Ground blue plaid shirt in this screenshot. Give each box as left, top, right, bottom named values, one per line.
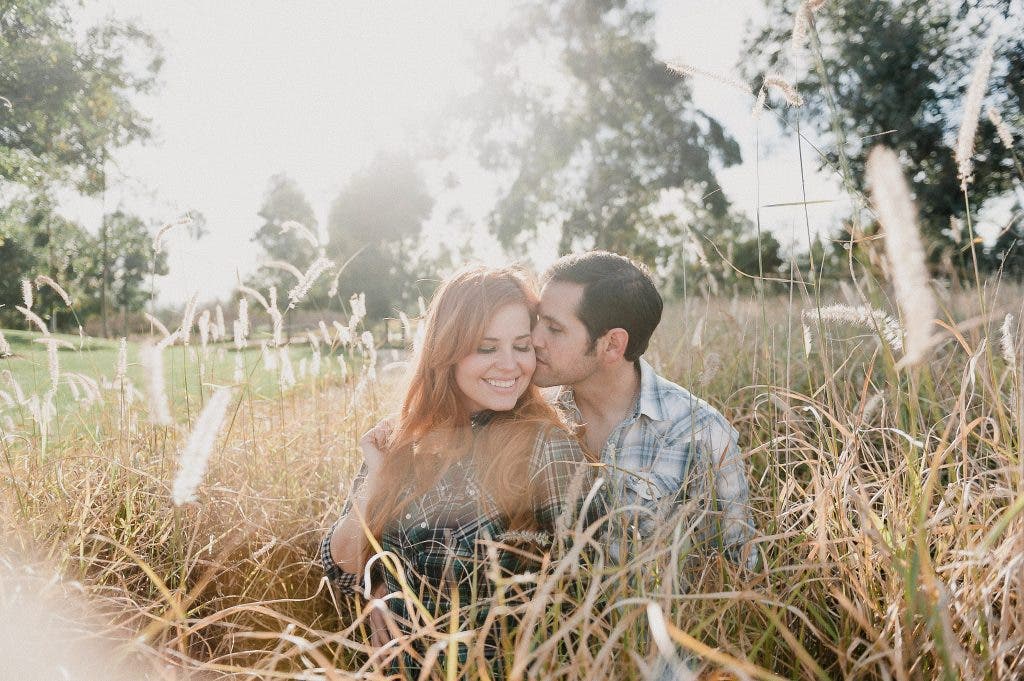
left=554, top=359, right=756, bottom=568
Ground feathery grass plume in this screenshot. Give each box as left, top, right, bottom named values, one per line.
left=350, top=292, right=366, bottom=322
left=261, top=260, right=303, bottom=281
left=987, top=107, right=1015, bottom=149
left=790, top=0, right=825, bottom=53
left=802, top=304, right=905, bottom=351
left=153, top=213, right=192, bottom=253
left=762, top=74, right=805, bottom=106
left=948, top=216, right=964, bottom=244
left=16, top=306, right=49, bottom=335
left=803, top=323, right=813, bottom=355
left=3, top=370, right=26, bottom=404
left=664, top=61, right=751, bottom=94
left=34, top=275, right=72, bottom=306
left=237, top=297, right=249, bottom=338
left=143, top=312, right=171, bottom=340
left=21, top=278, right=33, bottom=309
left=699, top=352, right=721, bottom=386
left=956, top=37, right=996, bottom=191
left=237, top=285, right=270, bottom=312
left=197, top=309, right=210, bottom=349
left=260, top=341, right=277, bottom=371
left=180, top=292, right=199, bottom=346
left=278, top=347, right=295, bottom=390
left=690, top=316, right=704, bottom=348
left=214, top=304, right=226, bottom=342
left=0, top=331, right=11, bottom=358
left=233, top=319, right=247, bottom=351
left=171, top=387, right=234, bottom=505
left=310, top=349, right=321, bottom=376
left=332, top=320, right=351, bottom=346
left=156, top=329, right=179, bottom=350
left=233, top=353, right=245, bottom=383
left=116, top=338, right=128, bottom=382
left=287, top=257, right=335, bottom=309
left=866, top=145, right=937, bottom=366
left=33, top=338, right=71, bottom=389
left=279, top=220, right=319, bottom=249
left=318, top=320, right=332, bottom=346
left=140, top=344, right=173, bottom=426
left=1001, top=313, right=1017, bottom=368
left=306, top=330, right=320, bottom=352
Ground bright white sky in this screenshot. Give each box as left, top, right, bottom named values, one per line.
left=64, top=0, right=853, bottom=306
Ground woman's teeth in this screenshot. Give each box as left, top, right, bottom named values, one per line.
left=485, top=378, right=516, bottom=388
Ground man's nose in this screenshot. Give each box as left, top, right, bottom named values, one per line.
left=531, top=327, right=545, bottom=348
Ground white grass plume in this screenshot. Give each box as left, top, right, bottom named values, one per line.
left=237, top=297, right=249, bottom=339
left=866, top=145, right=937, bottom=367
left=34, top=275, right=72, bottom=306
left=987, top=107, right=1015, bottom=150
left=261, top=260, right=303, bottom=281
left=956, top=37, right=995, bottom=191
left=0, top=331, right=11, bottom=358
left=279, top=220, right=319, bottom=249
left=332, top=321, right=352, bottom=346
left=214, top=305, right=226, bottom=342
left=153, top=214, right=192, bottom=253
left=180, top=292, right=199, bottom=346
left=318, top=320, right=332, bottom=346
left=350, top=292, right=366, bottom=323
left=197, top=310, right=210, bottom=349
left=233, top=353, right=245, bottom=383
left=33, top=338, right=71, bottom=389
left=171, top=387, right=234, bottom=505
left=802, top=304, right=905, bottom=351
left=1001, top=313, right=1017, bottom=369
left=237, top=286, right=270, bottom=312
left=21, top=278, right=33, bottom=310
left=664, top=61, right=751, bottom=94
left=278, top=347, right=295, bottom=390
left=144, top=313, right=171, bottom=340
left=16, top=306, right=48, bottom=335
left=287, top=257, right=334, bottom=309
left=116, top=338, right=128, bottom=382
left=140, top=344, right=173, bottom=426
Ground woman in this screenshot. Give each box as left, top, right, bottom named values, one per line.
left=320, top=265, right=604, bottom=675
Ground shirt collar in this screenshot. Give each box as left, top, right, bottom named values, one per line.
left=556, top=358, right=667, bottom=423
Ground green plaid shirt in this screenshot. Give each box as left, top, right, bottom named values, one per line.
left=321, top=414, right=605, bottom=630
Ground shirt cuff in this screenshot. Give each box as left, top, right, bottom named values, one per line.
left=320, top=525, right=360, bottom=595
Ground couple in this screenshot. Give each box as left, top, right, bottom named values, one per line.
left=320, top=251, right=755, bottom=668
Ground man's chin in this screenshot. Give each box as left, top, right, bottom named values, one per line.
left=530, top=369, right=560, bottom=388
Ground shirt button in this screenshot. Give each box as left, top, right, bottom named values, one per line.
left=420, top=522, right=428, bottom=528
left=405, top=513, right=412, bottom=519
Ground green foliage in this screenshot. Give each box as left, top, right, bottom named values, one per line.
left=464, top=0, right=742, bottom=273
left=0, top=0, right=162, bottom=194
left=325, top=152, right=435, bottom=318
left=742, top=0, right=1024, bottom=271
left=250, top=173, right=321, bottom=294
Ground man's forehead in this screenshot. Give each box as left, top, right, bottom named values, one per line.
left=539, top=280, right=584, bottom=319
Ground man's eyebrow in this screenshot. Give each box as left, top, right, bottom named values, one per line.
left=538, top=313, right=562, bottom=325
left=481, top=334, right=533, bottom=341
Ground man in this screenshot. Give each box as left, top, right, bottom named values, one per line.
left=531, top=250, right=757, bottom=567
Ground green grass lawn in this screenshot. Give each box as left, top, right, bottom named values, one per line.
left=1, top=327, right=349, bottom=422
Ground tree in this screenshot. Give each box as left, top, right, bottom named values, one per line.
left=742, top=0, right=1023, bottom=271
left=0, top=194, right=92, bottom=331
left=325, top=153, right=434, bottom=318
left=0, top=0, right=162, bottom=195
left=250, top=174, right=320, bottom=294
left=462, top=0, right=742, bottom=271
left=79, top=210, right=168, bottom=335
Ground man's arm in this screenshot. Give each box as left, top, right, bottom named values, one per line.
left=703, top=418, right=758, bottom=570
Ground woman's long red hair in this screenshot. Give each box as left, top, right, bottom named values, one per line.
left=362, top=265, right=579, bottom=557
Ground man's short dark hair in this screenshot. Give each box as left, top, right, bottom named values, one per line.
left=544, top=251, right=662, bottom=362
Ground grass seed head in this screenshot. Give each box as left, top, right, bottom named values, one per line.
left=956, top=37, right=995, bottom=191
left=172, top=387, right=234, bottom=505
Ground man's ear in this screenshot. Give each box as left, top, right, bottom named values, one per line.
left=600, top=328, right=630, bottom=362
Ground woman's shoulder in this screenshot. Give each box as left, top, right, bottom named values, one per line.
left=530, top=422, right=589, bottom=465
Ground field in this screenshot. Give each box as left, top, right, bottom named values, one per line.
left=2, top=270, right=1023, bottom=680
